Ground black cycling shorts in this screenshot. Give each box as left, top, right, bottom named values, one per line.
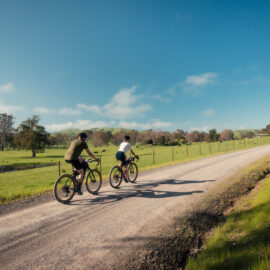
left=116, top=151, right=127, bottom=166
left=65, top=159, right=84, bottom=170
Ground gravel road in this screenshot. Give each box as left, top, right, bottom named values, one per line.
left=1, top=145, right=270, bottom=270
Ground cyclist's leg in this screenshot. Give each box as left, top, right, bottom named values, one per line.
left=71, top=159, right=84, bottom=194
left=116, top=151, right=128, bottom=182
left=76, top=168, right=84, bottom=183
left=123, top=165, right=128, bottom=180
left=121, top=156, right=128, bottom=181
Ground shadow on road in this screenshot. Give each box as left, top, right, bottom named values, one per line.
left=69, top=179, right=215, bottom=206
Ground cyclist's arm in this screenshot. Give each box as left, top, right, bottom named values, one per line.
left=85, top=148, right=99, bottom=161
left=130, top=149, right=138, bottom=157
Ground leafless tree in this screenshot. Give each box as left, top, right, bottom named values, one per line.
left=0, top=113, right=14, bottom=150
left=220, top=129, right=234, bottom=141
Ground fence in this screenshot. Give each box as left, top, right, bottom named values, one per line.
left=57, top=136, right=270, bottom=179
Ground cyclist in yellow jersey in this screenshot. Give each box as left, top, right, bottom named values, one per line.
left=65, top=132, right=99, bottom=195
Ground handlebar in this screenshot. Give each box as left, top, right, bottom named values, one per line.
left=86, top=158, right=100, bottom=165
left=127, top=156, right=139, bottom=162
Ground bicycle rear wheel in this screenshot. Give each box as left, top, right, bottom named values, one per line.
left=127, top=162, right=138, bottom=183
left=54, top=174, right=76, bottom=203
left=109, top=166, right=123, bottom=189
left=85, top=169, right=102, bottom=194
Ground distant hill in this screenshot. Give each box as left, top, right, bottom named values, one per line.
left=51, top=127, right=262, bottom=138
left=234, top=129, right=259, bottom=139
left=51, top=129, right=81, bottom=137
left=51, top=127, right=135, bottom=137
left=90, top=127, right=131, bottom=134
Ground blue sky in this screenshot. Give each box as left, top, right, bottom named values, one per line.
left=1, top=0, right=270, bottom=132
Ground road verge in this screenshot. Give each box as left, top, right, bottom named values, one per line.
left=117, top=154, right=270, bottom=270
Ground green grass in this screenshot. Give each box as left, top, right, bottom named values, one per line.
left=1, top=136, right=270, bottom=204
left=186, top=175, right=270, bottom=270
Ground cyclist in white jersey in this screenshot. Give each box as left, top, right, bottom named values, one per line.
left=115, top=135, right=138, bottom=182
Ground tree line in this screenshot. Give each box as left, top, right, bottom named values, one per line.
left=0, top=114, right=48, bottom=157
left=0, top=113, right=268, bottom=157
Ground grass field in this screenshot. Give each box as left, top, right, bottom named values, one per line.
left=1, top=136, right=270, bottom=204
left=185, top=175, right=270, bottom=270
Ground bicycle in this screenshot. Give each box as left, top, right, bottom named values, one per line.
left=54, top=159, right=102, bottom=203
left=109, top=156, right=139, bottom=189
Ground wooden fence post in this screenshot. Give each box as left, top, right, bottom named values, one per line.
left=99, top=155, right=102, bottom=174
left=152, top=149, right=155, bottom=164
left=186, top=145, right=189, bottom=158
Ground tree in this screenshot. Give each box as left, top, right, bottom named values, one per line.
left=14, top=115, right=49, bottom=157
left=0, top=113, right=14, bottom=150
left=55, top=133, right=69, bottom=147
left=241, top=131, right=256, bottom=139
left=172, top=129, right=186, bottom=144
left=220, top=129, right=234, bottom=141
left=261, top=124, right=270, bottom=135
left=186, top=131, right=200, bottom=142
left=92, top=130, right=112, bottom=146
left=208, top=129, right=220, bottom=142
left=154, top=131, right=171, bottom=145
left=48, top=133, right=69, bottom=147
left=199, top=131, right=208, bottom=142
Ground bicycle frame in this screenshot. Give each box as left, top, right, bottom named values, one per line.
left=72, top=159, right=100, bottom=182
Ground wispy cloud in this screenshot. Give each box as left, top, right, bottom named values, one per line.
left=45, top=119, right=107, bottom=132
left=58, top=108, right=81, bottom=116
left=185, top=73, right=217, bottom=87
left=34, top=107, right=52, bottom=114
left=189, top=125, right=211, bottom=132
left=202, top=109, right=214, bottom=116
left=34, top=107, right=82, bottom=116
left=0, top=82, right=15, bottom=93
left=182, top=72, right=218, bottom=95
left=166, top=72, right=218, bottom=96
left=77, top=104, right=102, bottom=115
left=118, top=120, right=172, bottom=130
left=78, top=86, right=152, bottom=120
left=232, top=75, right=268, bottom=86
left=0, top=100, right=23, bottom=114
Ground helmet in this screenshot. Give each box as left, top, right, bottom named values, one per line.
left=79, top=132, right=88, bottom=139
left=124, top=135, right=130, bottom=141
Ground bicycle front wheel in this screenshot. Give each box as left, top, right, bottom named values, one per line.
left=54, top=174, right=76, bottom=203
left=127, top=162, right=138, bottom=183
left=85, top=169, right=102, bottom=194
left=109, top=166, right=123, bottom=189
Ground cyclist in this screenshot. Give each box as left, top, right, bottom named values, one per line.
left=64, top=132, right=99, bottom=195
left=116, top=135, right=138, bottom=182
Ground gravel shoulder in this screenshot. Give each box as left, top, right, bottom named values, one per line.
left=1, top=145, right=270, bottom=270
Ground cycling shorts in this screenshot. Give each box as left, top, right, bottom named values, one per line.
left=65, top=159, right=84, bottom=170
left=116, top=151, right=127, bottom=166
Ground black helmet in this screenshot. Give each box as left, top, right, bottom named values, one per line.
left=79, top=132, right=88, bottom=139
left=124, top=135, right=130, bottom=141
